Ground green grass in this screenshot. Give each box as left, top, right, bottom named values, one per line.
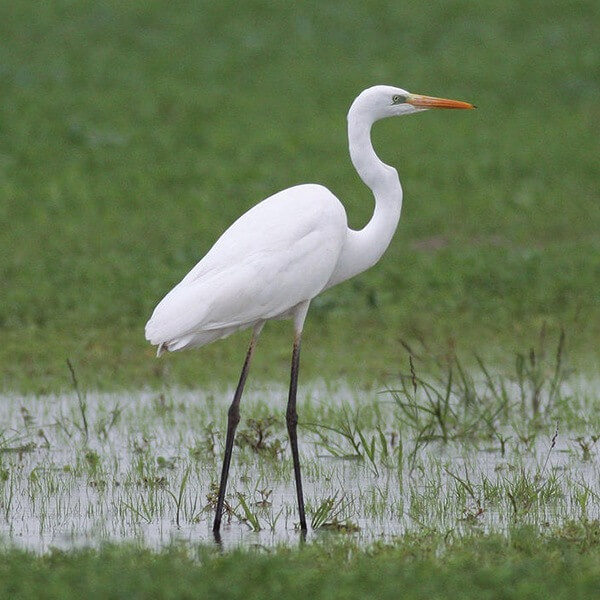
left=1, top=0, right=598, bottom=392
left=2, top=524, right=600, bottom=599
left=1, top=1, right=599, bottom=591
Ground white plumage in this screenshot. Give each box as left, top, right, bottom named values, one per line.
left=145, top=184, right=346, bottom=353
left=144, top=85, right=474, bottom=535
left=146, top=86, right=474, bottom=355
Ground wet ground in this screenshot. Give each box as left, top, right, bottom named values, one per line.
left=0, top=380, right=598, bottom=552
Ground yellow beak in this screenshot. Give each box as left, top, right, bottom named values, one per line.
left=407, top=94, right=476, bottom=109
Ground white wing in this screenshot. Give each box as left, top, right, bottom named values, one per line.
left=145, top=184, right=347, bottom=351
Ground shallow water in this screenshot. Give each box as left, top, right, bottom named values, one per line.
left=0, top=380, right=598, bottom=552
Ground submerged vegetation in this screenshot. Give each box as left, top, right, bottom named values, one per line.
left=0, top=333, right=597, bottom=552
left=0, top=343, right=599, bottom=592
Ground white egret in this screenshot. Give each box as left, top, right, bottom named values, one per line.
left=145, top=85, right=475, bottom=533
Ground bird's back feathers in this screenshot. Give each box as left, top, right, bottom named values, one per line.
left=145, top=184, right=347, bottom=352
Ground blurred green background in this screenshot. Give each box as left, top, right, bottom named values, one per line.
left=1, top=0, right=598, bottom=392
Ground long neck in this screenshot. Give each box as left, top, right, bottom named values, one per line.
left=326, top=107, right=403, bottom=288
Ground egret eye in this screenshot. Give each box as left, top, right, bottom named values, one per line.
left=392, top=94, right=406, bottom=104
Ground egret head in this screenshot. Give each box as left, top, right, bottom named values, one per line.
left=350, top=85, right=475, bottom=122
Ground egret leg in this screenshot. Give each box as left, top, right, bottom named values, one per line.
left=213, top=326, right=261, bottom=533
left=287, top=332, right=307, bottom=531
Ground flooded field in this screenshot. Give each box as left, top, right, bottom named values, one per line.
left=0, top=367, right=598, bottom=553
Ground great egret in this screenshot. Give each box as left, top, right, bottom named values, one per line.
left=145, top=85, right=474, bottom=533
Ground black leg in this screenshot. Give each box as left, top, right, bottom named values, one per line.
left=213, top=332, right=258, bottom=533
left=286, top=333, right=307, bottom=531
